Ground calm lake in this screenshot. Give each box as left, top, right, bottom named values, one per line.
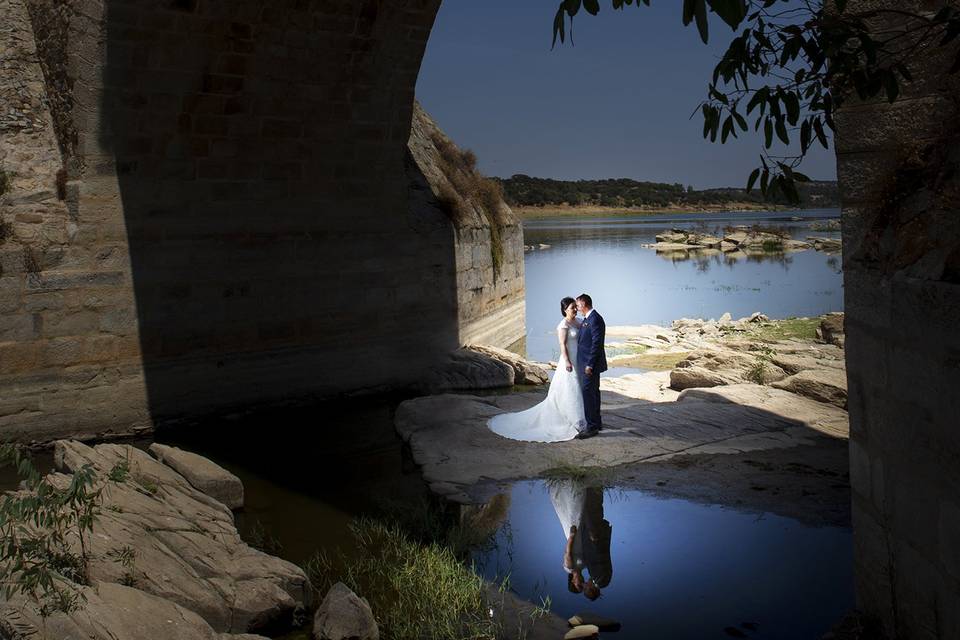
left=522, top=209, right=843, bottom=362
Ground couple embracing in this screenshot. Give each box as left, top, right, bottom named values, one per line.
left=489, top=293, right=607, bottom=442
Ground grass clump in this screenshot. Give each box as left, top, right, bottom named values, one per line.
left=614, top=350, right=691, bottom=371
left=304, top=517, right=499, bottom=640
left=745, top=357, right=770, bottom=384
left=751, top=317, right=820, bottom=342
left=541, top=461, right=612, bottom=485
left=430, top=131, right=512, bottom=279
left=761, top=238, right=784, bottom=252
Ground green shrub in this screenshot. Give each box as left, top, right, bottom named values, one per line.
left=0, top=444, right=104, bottom=616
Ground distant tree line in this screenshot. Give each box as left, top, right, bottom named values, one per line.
left=495, top=175, right=839, bottom=209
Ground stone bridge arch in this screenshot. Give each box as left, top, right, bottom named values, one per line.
left=2, top=0, right=527, bottom=438
left=1, top=1, right=959, bottom=638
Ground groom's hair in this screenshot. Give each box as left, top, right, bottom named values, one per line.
left=576, top=293, right=593, bottom=308
left=560, top=297, right=576, bottom=316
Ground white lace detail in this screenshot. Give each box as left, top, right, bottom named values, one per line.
left=487, top=320, right=587, bottom=442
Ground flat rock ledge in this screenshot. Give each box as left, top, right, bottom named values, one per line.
left=0, top=582, right=271, bottom=640
left=394, top=384, right=848, bottom=503
left=1, top=441, right=311, bottom=638
left=149, top=442, right=245, bottom=509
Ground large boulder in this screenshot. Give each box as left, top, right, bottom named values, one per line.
left=808, top=236, right=842, bottom=252
left=817, top=312, right=845, bottom=347
left=149, top=443, right=244, bottom=509
left=771, top=368, right=848, bottom=408
left=655, top=230, right=688, bottom=243
left=0, top=582, right=272, bottom=640
left=52, top=441, right=311, bottom=634
left=313, top=583, right=379, bottom=640
left=669, top=349, right=788, bottom=390
left=420, top=348, right=514, bottom=392
left=467, top=344, right=548, bottom=385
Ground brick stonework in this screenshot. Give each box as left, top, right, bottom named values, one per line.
left=837, top=2, right=960, bottom=637
left=0, top=0, right=525, bottom=442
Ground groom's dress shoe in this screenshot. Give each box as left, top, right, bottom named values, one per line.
left=575, top=428, right=599, bottom=440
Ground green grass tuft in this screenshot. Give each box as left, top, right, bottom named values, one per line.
left=304, top=517, right=500, bottom=640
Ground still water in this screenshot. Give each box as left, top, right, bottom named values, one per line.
left=474, top=480, right=853, bottom=640
left=522, top=209, right=843, bottom=362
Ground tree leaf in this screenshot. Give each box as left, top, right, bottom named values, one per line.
left=583, top=0, right=600, bottom=15
left=733, top=111, right=748, bottom=131
left=682, top=0, right=697, bottom=26
left=764, top=117, right=773, bottom=148
left=708, top=0, right=747, bottom=30
left=775, top=118, right=789, bottom=145
left=813, top=118, right=829, bottom=149
left=565, top=0, right=581, bottom=17
left=694, top=0, right=709, bottom=44
left=552, top=6, right=565, bottom=47
left=800, top=120, right=811, bottom=154
left=746, top=167, right=760, bottom=192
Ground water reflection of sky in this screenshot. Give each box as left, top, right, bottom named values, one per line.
left=474, top=480, right=853, bottom=640
left=522, top=209, right=843, bottom=361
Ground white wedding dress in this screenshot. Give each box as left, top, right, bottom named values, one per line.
left=487, top=320, right=586, bottom=442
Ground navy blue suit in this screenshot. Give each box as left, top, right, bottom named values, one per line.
left=577, top=309, right=607, bottom=431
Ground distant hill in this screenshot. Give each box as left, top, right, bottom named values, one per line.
left=495, top=175, right=839, bottom=210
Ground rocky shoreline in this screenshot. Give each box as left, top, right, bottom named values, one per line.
left=643, top=226, right=842, bottom=257
left=396, top=312, right=850, bottom=528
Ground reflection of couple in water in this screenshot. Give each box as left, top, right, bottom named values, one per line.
left=548, top=479, right=612, bottom=600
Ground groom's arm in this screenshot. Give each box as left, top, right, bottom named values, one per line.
left=585, top=315, right=605, bottom=372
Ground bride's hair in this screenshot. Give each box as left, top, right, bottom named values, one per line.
left=560, top=297, right=576, bottom=316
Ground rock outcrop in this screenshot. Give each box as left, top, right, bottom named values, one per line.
left=313, top=583, right=379, bottom=640
left=816, top=312, right=845, bottom=347
left=670, top=349, right=789, bottom=389
left=646, top=226, right=843, bottom=256
left=148, top=443, right=244, bottom=509
left=771, top=368, right=848, bottom=408
left=0, top=582, right=271, bottom=640
left=466, top=344, right=548, bottom=385
left=420, top=348, right=514, bottom=392
left=49, top=441, right=311, bottom=634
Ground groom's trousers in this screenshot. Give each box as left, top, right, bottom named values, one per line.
left=581, top=371, right=602, bottom=430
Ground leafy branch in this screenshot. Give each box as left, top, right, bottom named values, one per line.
left=0, top=445, right=106, bottom=617
left=552, top=0, right=960, bottom=202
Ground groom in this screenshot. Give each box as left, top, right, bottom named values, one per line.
left=575, top=293, right=607, bottom=439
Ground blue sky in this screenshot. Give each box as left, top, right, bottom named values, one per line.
left=415, top=1, right=837, bottom=189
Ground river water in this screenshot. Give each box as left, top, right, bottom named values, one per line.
left=522, top=209, right=843, bottom=362
left=474, top=480, right=853, bottom=640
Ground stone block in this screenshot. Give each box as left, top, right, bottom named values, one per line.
left=42, top=337, right=85, bottom=367
left=41, top=309, right=99, bottom=338
left=0, top=341, right=40, bottom=374
left=0, top=314, right=34, bottom=341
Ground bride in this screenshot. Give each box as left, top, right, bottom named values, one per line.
left=488, top=297, right=586, bottom=442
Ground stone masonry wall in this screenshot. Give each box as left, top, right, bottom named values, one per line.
left=408, top=102, right=525, bottom=349
left=1, top=0, right=467, bottom=442
left=837, top=1, right=960, bottom=637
